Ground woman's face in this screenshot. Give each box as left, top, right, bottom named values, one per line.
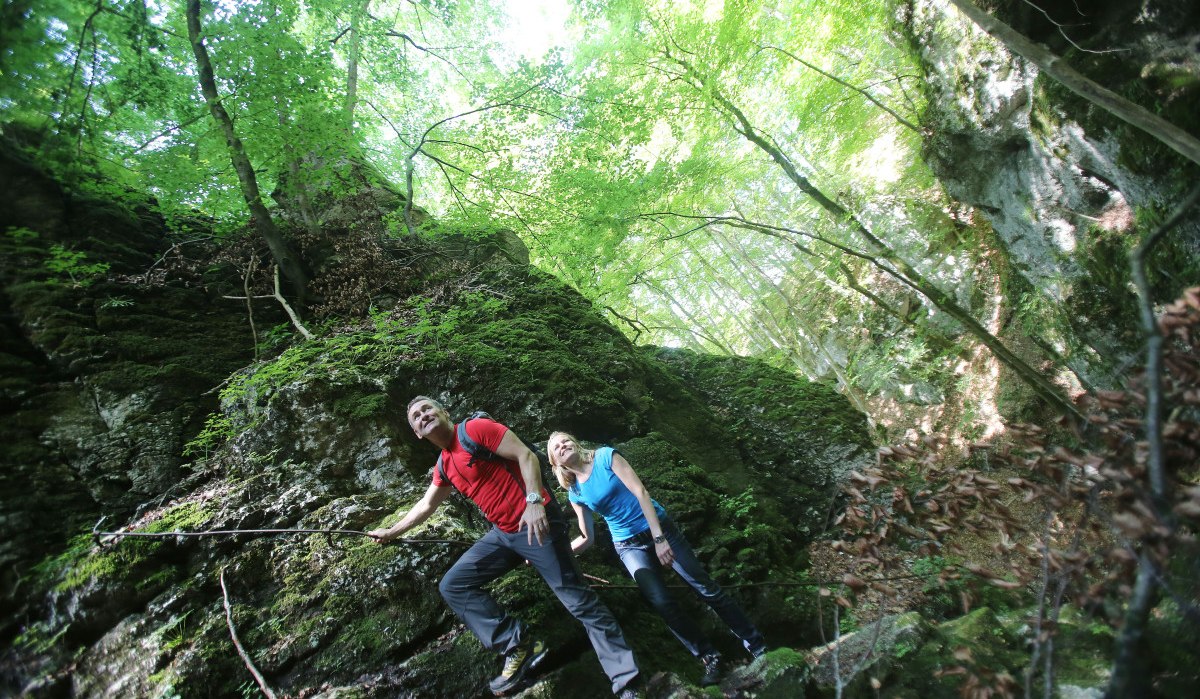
left=549, top=433, right=581, bottom=467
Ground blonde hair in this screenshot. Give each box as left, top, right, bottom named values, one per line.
left=547, top=431, right=587, bottom=491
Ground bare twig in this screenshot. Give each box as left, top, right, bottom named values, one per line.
left=1016, top=0, right=1126, bottom=55
left=244, top=253, right=259, bottom=360
left=272, top=265, right=314, bottom=340
left=220, top=569, right=277, bottom=699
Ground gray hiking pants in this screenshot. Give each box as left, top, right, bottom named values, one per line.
left=438, top=506, right=639, bottom=694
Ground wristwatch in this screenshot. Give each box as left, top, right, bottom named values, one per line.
left=653, top=534, right=666, bottom=544
left=525, top=491, right=542, bottom=504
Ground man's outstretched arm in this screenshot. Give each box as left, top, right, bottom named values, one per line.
left=369, top=482, right=453, bottom=542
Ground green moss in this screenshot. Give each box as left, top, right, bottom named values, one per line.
left=657, top=350, right=869, bottom=447
left=882, top=608, right=1024, bottom=698
left=401, top=633, right=494, bottom=696
left=28, top=502, right=211, bottom=594
left=1043, top=606, right=1112, bottom=689
left=12, top=619, right=71, bottom=655
left=30, top=533, right=119, bottom=593
left=331, top=391, right=388, bottom=420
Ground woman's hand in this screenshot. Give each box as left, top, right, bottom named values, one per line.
left=655, top=539, right=675, bottom=567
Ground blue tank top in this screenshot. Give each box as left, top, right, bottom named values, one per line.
left=568, top=447, right=667, bottom=541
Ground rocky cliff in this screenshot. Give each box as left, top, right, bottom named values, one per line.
left=0, top=142, right=874, bottom=697
left=910, top=0, right=1200, bottom=396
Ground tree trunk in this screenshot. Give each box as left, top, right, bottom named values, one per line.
left=186, top=0, right=311, bottom=303
left=343, top=0, right=368, bottom=130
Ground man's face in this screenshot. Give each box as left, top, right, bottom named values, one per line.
left=408, top=399, right=448, bottom=439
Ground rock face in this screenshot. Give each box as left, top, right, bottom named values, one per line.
left=0, top=145, right=873, bottom=697
left=909, top=0, right=1200, bottom=390
left=0, top=143, right=256, bottom=646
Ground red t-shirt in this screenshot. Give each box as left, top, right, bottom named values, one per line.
left=432, top=417, right=549, bottom=534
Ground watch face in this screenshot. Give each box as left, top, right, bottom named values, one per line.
left=526, top=492, right=541, bottom=503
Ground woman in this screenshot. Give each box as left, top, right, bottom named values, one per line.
left=547, top=431, right=766, bottom=687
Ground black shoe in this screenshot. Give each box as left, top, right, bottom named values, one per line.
left=700, top=652, right=722, bottom=687
left=489, top=638, right=547, bottom=695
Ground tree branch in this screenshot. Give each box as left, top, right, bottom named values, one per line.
left=602, top=305, right=648, bottom=343
left=1129, top=181, right=1200, bottom=504
left=272, top=265, right=314, bottom=340
left=756, top=44, right=920, bottom=132
left=1106, top=182, right=1200, bottom=698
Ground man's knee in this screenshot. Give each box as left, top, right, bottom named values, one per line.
left=439, top=570, right=463, bottom=602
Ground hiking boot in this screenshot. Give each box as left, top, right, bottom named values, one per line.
left=700, top=651, right=722, bottom=687
left=489, top=638, right=547, bottom=695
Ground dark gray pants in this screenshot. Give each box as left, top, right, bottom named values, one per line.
left=438, top=509, right=639, bottom=694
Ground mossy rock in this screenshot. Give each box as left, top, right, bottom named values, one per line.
left=879, top=608, right=1024, bottom=699
left=808, top=612, right=930, bottom=698
left=720, top=647, right=812, bottom=699
left=1046, top=605, right=1112, bottom=695
left=652, top=348, right=873, bottom=538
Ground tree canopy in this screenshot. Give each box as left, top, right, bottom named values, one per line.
left=3, top=0, right=1196, bottom=432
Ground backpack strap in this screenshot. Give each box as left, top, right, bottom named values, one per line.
left=435, top=415, right=496, bottom=494
left=435, top=454, right=448, bottom=485
left=441, top=415, right=555, bottom=500
left=457, top=417, right=498, bottom=467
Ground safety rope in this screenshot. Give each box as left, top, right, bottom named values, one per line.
left=580, top=571, right=938, bottom=590
left=92, top=517, right=471, bottom=549
left=92, top=519, right=938, bottom=589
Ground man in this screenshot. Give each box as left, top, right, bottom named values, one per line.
left=369, top=396, right=641, bottom=697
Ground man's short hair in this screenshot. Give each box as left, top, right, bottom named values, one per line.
left=407, top=395, right=446, bottom=412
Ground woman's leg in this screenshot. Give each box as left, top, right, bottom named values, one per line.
left=664, top=524, right=767, bottom=656
left=615, top=536, right=715, bottom=658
